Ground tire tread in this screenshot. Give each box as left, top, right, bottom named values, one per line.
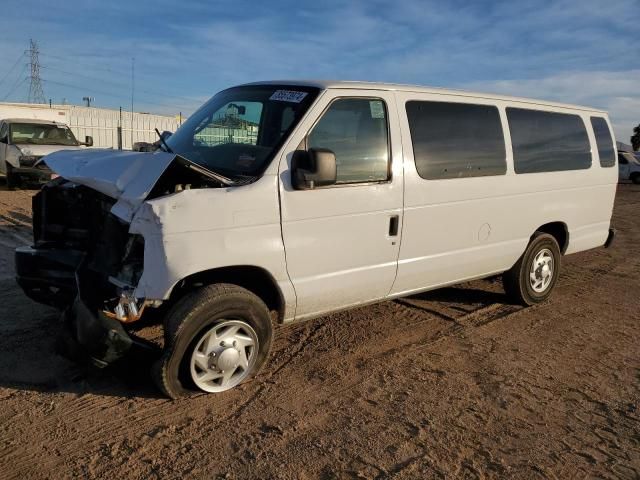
left=152, top=283, right=271, bottom=399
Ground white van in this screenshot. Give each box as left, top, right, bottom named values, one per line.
left=0, top=118, right=92, bottom=188
left=15, top=81, right=617, bottom=398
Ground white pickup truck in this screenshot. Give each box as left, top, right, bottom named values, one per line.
left=14, top=81, right=617, bottom=398
left=0, top=118, right=92, bottom=188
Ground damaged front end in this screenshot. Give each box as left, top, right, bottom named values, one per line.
left=15, top=150, right=229, bottom=366
left=15, top=179, right=148, bottom=364
left=17, top=179, right=144, bottom=307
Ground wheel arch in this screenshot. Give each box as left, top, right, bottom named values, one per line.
left=166, top=265, right=286, bottom=323
left=532, top=221, right=569, bottom=254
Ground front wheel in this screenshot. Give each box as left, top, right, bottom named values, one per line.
left=503, top=233, right=561, bottom=306
left=152, top=283, right=273, bottom=399
left=631, top=173, right=640, bottom=185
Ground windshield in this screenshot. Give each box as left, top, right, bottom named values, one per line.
left=10, top=123, right=79, bottom=146
left=165, top=85, right=320, bottom=177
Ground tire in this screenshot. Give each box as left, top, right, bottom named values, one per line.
left=5, top=162, right=18, bottom=190
left=503, top=232, right=561, bottom=306
left=152, top=283, right=273, bottom=399
left=631, top=173, right=640, bottom=185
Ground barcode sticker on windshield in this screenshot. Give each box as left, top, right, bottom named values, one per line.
left=270, top=90, right=308, bottom=103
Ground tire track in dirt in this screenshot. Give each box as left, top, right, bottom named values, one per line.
left=220, top=319, right=329, bottom=421
left=297, top=299, right=528, bottom=414
left=66, top=297, right=508, bottom=479
left=1, top=317, right=334, bottom=478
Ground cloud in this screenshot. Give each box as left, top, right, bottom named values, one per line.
left=463, top=70, right=640, bottom=141
left=0, top=0, right=637, bottom=132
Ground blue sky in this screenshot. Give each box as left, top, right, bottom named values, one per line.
left=0, top=0, right=638, bottom=141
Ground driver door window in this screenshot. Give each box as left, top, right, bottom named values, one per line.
left=307, top=98, right=390, bottom=184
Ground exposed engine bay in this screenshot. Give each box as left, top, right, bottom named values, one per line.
left=31, top=178, right=144, bottom=311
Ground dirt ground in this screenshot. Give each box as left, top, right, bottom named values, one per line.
left=0, top=182, right=638, bottom=480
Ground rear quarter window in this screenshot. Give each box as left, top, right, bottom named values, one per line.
left=590, top=117, right=616, bottom=167
left=507, top=108, right=591, bottom=173
left=406, top=101, right=506, bottom=180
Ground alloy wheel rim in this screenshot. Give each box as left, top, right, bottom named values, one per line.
left=529, top=248, right=554, bottom=293
left=190, top=320, right=259, bottom=393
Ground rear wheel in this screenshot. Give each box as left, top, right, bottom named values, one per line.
left=503, top=233, right=561, bottom=306
left=152, top=283, right=273, bottom=399
left=5, top=162, right=18, bottom=190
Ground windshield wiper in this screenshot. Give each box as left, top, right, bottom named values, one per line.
left=230, top=174, right=258, bottom=185
left=155, top=128, right=173, bottom=153
left=175, top=156, right=235, bottom=186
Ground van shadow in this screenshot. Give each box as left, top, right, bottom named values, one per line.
left=0, top=279, right=512, bottom=399
left=0, top=280, right=164, bottom=399
left=407, top=283, right=513, bottom=306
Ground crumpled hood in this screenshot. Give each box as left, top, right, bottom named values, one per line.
left=45, top=149, right=179, bottom=222
left=17, top=144, right=83, bottom=157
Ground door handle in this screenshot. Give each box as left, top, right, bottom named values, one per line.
left=388, top=215, right=399, bottom=236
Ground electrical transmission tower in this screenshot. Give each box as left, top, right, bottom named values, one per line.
left=27, top=39, right=46, bottom=104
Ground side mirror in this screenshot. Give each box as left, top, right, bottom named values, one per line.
left=83, top=135, right=93, bottom=147
left=291, top=148, right=337, bottom=190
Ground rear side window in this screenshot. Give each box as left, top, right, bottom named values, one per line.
left=507, top=108, right=591, bottom=173
left=590, top=117, right=616, bottom=167
left=406, top=101, right=506, bottom=180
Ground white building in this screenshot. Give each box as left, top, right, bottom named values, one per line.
left=0, top=102, right=181, bottom=150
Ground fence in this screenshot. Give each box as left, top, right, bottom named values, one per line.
left=0, top=102, right=182, bottom=150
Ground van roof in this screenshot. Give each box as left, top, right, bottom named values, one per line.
left=240, top=80, right=607, bottom=114
left=2, top=118, right=67, bottom=125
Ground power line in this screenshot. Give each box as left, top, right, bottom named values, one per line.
left=27, top=39, right=46, bottom=104
left=40, top=64, right=131, bottom=90
left=0, top=53, right=25, bottom=88
left=2, top=76, right=28, bottom=102
left=41, top=78, right=187, bottom=111
left=2, top=62, right=28, bottom=101
left=39, top=52, right=204, bottom=104
left=39, top=63, right=203, bottom=109
left=22, top=45, right=199, bottom=113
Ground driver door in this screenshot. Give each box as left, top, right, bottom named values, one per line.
left=278, top=90, right=404, bottom=320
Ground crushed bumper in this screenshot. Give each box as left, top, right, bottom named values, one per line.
left=15, top=246, right=83, bottom=308
left=65, top=298, right=134, bottom=367
left=16, top=246, right=135, bottom=366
